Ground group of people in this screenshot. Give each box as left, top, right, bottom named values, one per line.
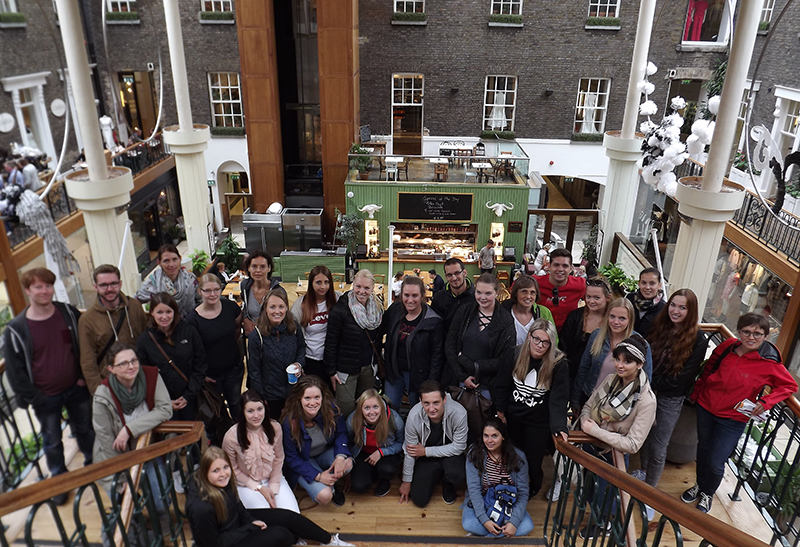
left=4, top=243, right=797, bottom=543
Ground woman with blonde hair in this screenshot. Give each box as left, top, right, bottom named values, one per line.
left=185, top=446, right=354, bottom=547
left=495, top=318, right=570, bottom=495
left=248, top=288, right=305, bottom=420
left=346, top=389, right=405, bottom=497
left=572, top=298, right=652, bottom=413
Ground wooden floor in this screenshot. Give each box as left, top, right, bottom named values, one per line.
left=4, top=434, right=773, bottom=547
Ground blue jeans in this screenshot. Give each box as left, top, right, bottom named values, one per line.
left=461, top=506, right=534, bottom=537
left=33, top=384, right=94, bottom=476
left=583, top=444, right=628, bottom=516
left=143, top=458, right=170, bottom=513
left=296, top=446, right=351, bottom=502
left=384, top=371, right=418, bottom=411
left=695, top=405, right=747, bottom=496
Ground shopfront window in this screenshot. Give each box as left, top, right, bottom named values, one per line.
left=705, top=239, right=792, bottom=346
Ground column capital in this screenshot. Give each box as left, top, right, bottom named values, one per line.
left=64, top=166, right=133, bottom=210
left=676, top=176, right=746, bottom=223
left=163, top=124, right=210, bottom=153
left=603, top=131, right=644, bottom=161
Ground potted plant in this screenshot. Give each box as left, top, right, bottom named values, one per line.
left=217, top=234, right=242, bottom=274
left=189, top=249, right=211, bottom=277
left=581, top=225, right=599, bottom=270
left=334, top=208, right=362, bottom=256
left=349, top=143, right=372, bottom=180
left=598, top=263, right=637, bottom=296
left=164, top=223, right=182, bottom=245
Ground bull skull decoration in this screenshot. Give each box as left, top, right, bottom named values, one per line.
left=486, top=201, right=514, bottom=217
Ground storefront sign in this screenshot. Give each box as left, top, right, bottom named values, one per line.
left=398, top=192, right=473, bottom=221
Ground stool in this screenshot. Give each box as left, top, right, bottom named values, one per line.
left=386, top=166, right=398, bottom=181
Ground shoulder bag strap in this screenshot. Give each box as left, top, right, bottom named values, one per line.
left=97, top=311, right=127, bottom=365
left=148, top=331, right=189, bottom=383
left=364, top=329, right=381, bottom=363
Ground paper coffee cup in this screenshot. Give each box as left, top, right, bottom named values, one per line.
left=286, top=363, right=301, bottom=384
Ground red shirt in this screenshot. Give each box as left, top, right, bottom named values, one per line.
left=535, top=275, right=586, bottom=330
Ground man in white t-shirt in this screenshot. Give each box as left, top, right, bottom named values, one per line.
left=478, top=240, right=496, bottom=275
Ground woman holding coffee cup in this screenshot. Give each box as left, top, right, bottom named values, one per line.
left=248, top=289, right=306, bottom=420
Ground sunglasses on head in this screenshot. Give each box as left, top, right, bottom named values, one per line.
left=586, top=278, right=609, bottom=290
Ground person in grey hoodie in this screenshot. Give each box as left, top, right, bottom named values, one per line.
left=399, top=381, right=468, bottom=508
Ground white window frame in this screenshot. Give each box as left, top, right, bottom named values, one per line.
left=760, top=0, right=776, bottom=24
left=107, top=0, right=135, bottom=12
left=1, top=71, right=57, bottom=168
left=483, top=76, right=517, bottom=132
left=588, top=0, right=619, bottom=18
left=392, top=73, right=423, bottom=106
left=0, top=0, right=18, bottom=13
left=490, top=0, right=522, bottom=16
left=574, top=77, right=611, bottom=135
left=682, top=0, right=732, bottom=45
left=208, top=72, right=244, bottom=128
left=201, top=0, right=232, bottom=12
left=394, top=0, right=424, bottom=13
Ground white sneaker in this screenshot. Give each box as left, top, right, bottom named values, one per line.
left=645, top=504, right=655, bottom=521
left=323, top=534, right=355, bottom=546
left=546, top=477, right=562, bottom=502
left=295, top=540, right=308, bottom=546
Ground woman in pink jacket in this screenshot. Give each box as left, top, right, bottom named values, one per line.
left=222, top=389, right=300, bottom=512
left=683, top=313, right=797, bottom=514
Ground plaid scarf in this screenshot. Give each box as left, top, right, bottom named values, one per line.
left=590, top=368, right=647, bottom=424
left=348, top=290, right=383, bottom=330
left=632, top=291, right=662, bottom=313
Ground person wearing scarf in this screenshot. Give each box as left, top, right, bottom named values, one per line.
left=324, top=269, right=384, bottom=417
left=92, top=342, right=173, bottom=506
left=577, top=335, right=656, bottom=539
left=625, top=268, right=665, bottom=338
left=135, top=244, right=202, bottom=318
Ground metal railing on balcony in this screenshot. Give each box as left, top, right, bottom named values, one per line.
left=112, top=134, right=170, bottom=178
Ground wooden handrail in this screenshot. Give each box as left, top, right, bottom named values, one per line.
left=556, top=434, right=772, bottom=547
left=0, top=421, right=202, bottom=518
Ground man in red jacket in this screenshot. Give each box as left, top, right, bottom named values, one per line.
left=536, top=248, right=586, bottom=330
left=683, top=313, right=797, bottom=513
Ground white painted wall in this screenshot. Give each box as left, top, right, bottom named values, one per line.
left=204, top=136, right=249, bottom=231
left=516, top=139, right=609, bottom=186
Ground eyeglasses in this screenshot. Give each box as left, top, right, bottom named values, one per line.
left=551, top=287, right=559, bottom=306
left=739, top=329, right=765, bottom=340
left=112, top=358, right=139, bottom=369
left=529, top=334, right=551, bottom=348
left=445, top=270, right=465, bottom=279
left=200, top=288, right=221, bottom=294
left=97, top=281, right=121, bottom=290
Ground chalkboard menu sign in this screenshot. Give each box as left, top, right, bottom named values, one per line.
left=398, top=193, right=473, bottom=221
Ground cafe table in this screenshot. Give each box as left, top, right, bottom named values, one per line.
left=471, top=161, right=493, bottom=183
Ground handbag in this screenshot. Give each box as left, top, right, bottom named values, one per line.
left=483, top=484, right=517, bottom=525
left=147, top=332, right=235, bottom=438
left=447, top=376, right=493, bottom=444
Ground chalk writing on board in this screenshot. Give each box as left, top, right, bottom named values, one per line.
left=398, top=193, right=473, bottom=221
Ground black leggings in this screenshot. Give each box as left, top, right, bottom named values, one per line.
left=237, top=508, right=331, bottom=547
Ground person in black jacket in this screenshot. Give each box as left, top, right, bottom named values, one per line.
left=324, top=269, right=383, bottom=417
left=634, top=289, right=708, bottom=494
left=431, top=258, right=475, bottom=336
left=136, top=292, right=206, bottom=421
left=185, top=446, right=354, bottom=547
left=428, top=269, right=445, bottom=294
left=495, top=318, right=569, bottom=496
left=625, top=267, right=665, bottom=338
left=380, top=276, right=444, bottom=410
left=444, top=273, right=515, bottom=403
left=3, top=268, right=94, bottom=504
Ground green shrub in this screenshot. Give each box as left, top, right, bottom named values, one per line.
left=0, top=12, right=26, bottom=23
left=392, top=11, right=426, bottom=21
left=480, top=130, right=516, bottom=140
left=489, top=14, right=523, bottom=24
left=210, top=126, right=245, bottom=136
left=200, top=10, right=235, bottom=20
left=106, top=11, right=139, bottom=20
left=758, top=21, right=770, bottom=31
left=571, top=132, right=604, bottom=142
left=586, top=16, right=620, bottom=27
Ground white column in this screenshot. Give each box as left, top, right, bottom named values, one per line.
left=56, top=0, right=138, bottom=294
left=701, top=0, right=763, bottom=193
left=598, top=0, right=657, bottom=264
left=162, top=0, right=211, bottom=254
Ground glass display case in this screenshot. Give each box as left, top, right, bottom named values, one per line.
left=392, top=222, right=478, bottom=259
left=365, top=220, right=380, bottom=258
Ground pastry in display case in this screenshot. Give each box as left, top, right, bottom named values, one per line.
left=392, top=222, right=477, bottom=259
left=365, top=220, right=380, bottom=258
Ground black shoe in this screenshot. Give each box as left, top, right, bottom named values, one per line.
left=374, top=479, right=391, bottom=497
left=51, top=492, right=69, bottom=506
left=332, top=488, right=346, bottom=507
left=579, top=523, right=610, bottom=540
left=441, top=481, right=456, bottom=505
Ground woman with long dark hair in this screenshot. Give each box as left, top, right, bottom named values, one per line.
left=291, top=265, right=340, bottom=383
left=559, top=277, right=612, bottom=385
left=635, top=289, right=708, bottom=493
left=248, top=288, right=305, bottom=420
left=495, top=318, right=569, bottom=496
left=345, top=389, right=405, bottom=497
left=185, top=446, right=355, bottom=547
left=462, top=417, right=534, bottom=538
left=281, top=376, right=353, bottom=507
left=136, top=292, right=206, bottom=421
left=240, top=250, right=280, bottom=336
left=222, top=389, right=299, bottom=512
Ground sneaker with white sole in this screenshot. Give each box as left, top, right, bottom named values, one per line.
left=579, top=522, right=611, bottom=539
left=295, top=540, right=308, bottom=546
left=323, top=533, right=355, bottom=546
left=631, top=469, right=647, bottom=482
left=697, top=492, right=713, bottom=513
left=546, top=478, right=562, bottom=502
left=681, top=484, right=700, bottom=504
left=645, top=504, right=655, bottom=521
left=172, top=470, right=185, bottom=494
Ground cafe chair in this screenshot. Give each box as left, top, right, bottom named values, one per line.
left=398, top=158, right=410, bottom=181
left=464, top=168, right=478, bottom=183
left=374, top=274, right=386, bottom=284
left=304, top=271, right=311, bottom=279
left=497, top=270, right=510, bottom=287
left=386, top=164, right=398, bottom=181
left=434, top=163, right=449, bottom=182
left=332, top=273, right=346, bottom=283
left=498, top=286, right=512, bottom=302
left=474, top=142, right=486, bottom=157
